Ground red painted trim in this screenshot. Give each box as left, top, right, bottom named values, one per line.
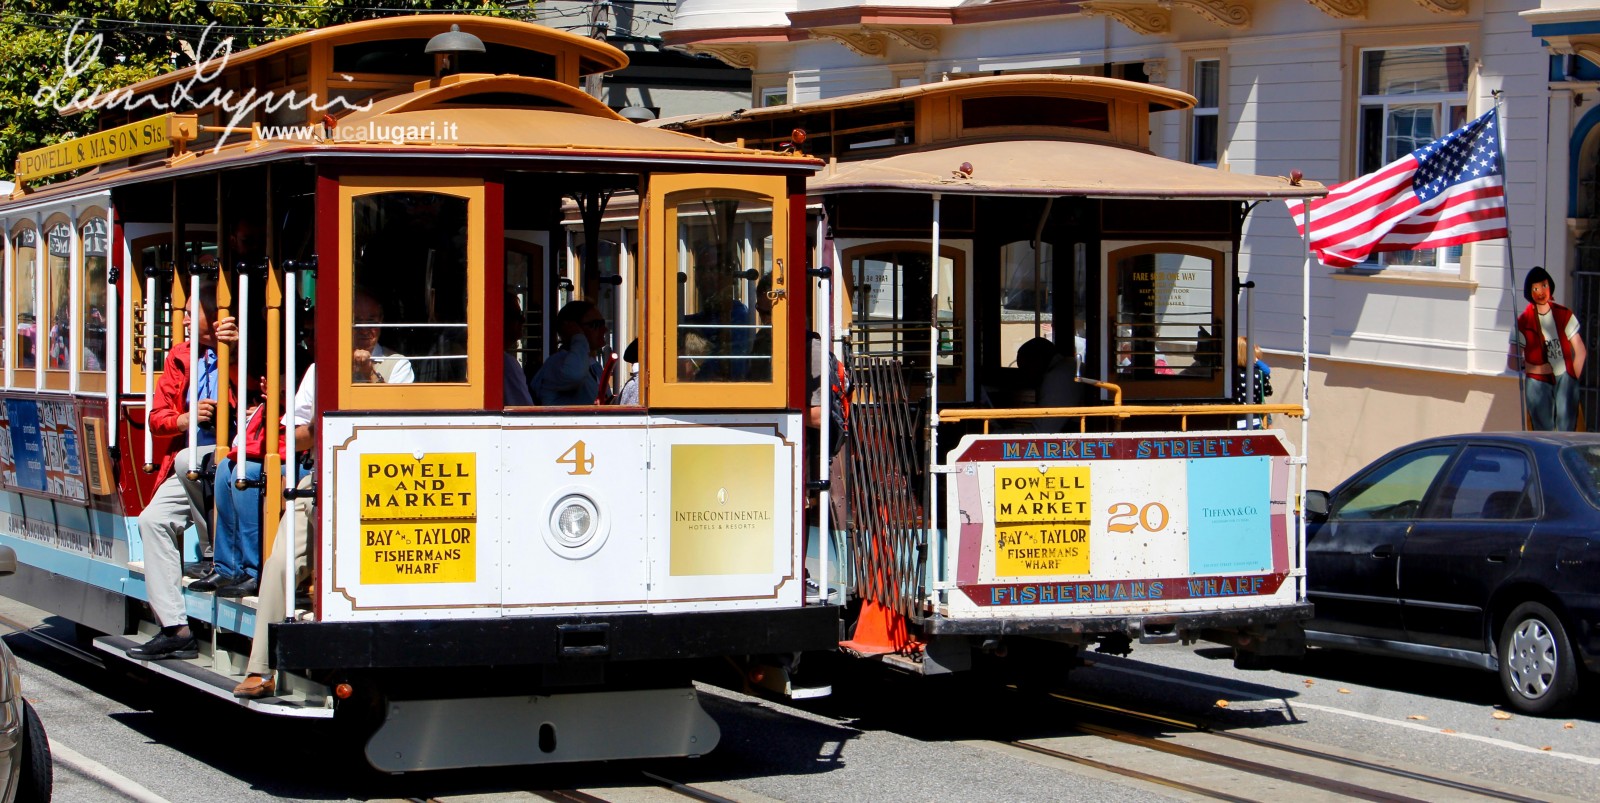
left=315, top=170, right=341, bottom=417
left=788, top=178, right=810, bottom=415
left=484, top=177, right=506, bottom=410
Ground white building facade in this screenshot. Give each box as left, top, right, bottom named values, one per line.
left=667, top=0, right=1598, bottom=486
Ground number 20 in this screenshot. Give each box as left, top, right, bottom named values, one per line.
left=1107, top=502, right=1169, bottom=534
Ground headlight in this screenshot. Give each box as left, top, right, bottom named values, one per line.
left=543, top=491, right=609, bottom=559
left=0, top=641, right=19, bottom=704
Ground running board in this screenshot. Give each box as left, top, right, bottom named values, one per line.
left=1305, top=630, right=1497, bottom=671
left=92, top=636, right=334, bottom=719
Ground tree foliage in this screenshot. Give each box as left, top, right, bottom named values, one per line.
left=0, top=1, right=530, bottom=181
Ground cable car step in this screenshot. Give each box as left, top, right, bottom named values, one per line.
left=91, top=635, right=333, bottom=719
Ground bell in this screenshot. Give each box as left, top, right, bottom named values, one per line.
left=424, top=24, right=486, bottom=57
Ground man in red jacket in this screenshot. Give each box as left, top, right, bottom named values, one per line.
left=128, top=281, right=238, bottom=660
left=1510, top=266, right=1587, bottom=431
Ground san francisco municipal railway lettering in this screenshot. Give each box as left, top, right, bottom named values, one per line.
left=359, top=453, right=478, bottom=584
left=993, top=466, right=1091, bottom=575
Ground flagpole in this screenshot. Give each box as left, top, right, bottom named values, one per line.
left=1490, top=90, right=1526, bottom=431
left=1298, top=198, right=1311, bottom=605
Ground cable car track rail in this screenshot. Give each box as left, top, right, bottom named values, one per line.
left=1009, top=687, right=1552, bottom=803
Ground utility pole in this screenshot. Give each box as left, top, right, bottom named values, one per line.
left=585, top=0, right=611, bottom=100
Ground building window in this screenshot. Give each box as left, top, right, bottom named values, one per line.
left=1190, top=59, right=1220, bottom=167
left=759, top=86, right=787, bottom=107
left=1357, top=45, right=1470, bottom=271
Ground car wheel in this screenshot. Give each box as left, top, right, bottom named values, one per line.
left=15, top=699, right=51, bottom=803
left=1498, top=601, right=1580, bottom=716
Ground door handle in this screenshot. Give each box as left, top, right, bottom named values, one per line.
left=1371, top=544, right=1395, bottom=558
left=1487, top=553, right=1508, bottom=563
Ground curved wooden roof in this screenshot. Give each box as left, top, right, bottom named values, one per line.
left=105, top=14, right=629, bottom=102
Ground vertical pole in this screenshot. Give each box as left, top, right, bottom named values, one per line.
left=815, top=212, right=831, bottom=605
left=186, top=273, right=200, bottom=478
left=1298, top=199, right=1313, bottom=602
left=283, top=264, right=298, bottom=622
left=235, top=277, right=249, bottom=486
left=106, top=209, right=119, bottom=417
left=68, top=208, right=80, bottom=392
left=926, top=193, right=941, bottom=561
left=262, top=176, right=283, bottom=550
left=142, top=275, right=156, bottom=471
left=1245, top=279, right=1256, bottom=429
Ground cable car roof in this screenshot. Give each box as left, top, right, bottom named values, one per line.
left=807, top=138, right=1324, bottom=199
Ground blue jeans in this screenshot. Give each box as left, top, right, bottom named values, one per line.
left=1525, top=373, right=1579, bottom=432
left=213, top=455, right=265, bottom=580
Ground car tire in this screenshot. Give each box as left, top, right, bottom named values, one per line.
left=1498, top=601, right=1580, bottom=716
left=15, top=699, right=51, bottom=803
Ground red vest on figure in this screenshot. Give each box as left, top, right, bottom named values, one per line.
left=1516, top=302, right=1578, bottom=378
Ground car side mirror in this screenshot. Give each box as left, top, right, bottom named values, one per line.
left=1305, top=490, right=1330, bottom=523
left=0, top=546, right=15, bottom=577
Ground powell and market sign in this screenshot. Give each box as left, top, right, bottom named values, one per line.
left=14, top=113, right=197, bottom=187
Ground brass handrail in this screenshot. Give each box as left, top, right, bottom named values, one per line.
left=940, top=403, right=1306, bottom=434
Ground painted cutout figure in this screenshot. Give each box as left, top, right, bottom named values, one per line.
left=1510, top=266, right=1587, bottom=431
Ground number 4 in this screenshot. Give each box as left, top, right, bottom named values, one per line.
left=557, top=440, right=595, bottom=475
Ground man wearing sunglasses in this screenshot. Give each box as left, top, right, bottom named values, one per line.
left=532, top=300, right=608, bottom=405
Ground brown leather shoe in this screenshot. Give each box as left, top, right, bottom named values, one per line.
left=232, top=675, right=275, bottom=699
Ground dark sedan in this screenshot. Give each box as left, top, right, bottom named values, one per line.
left=1305, top=432, right=1600, bottom=715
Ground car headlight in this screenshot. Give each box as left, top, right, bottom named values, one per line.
left=0, top=640, right=20, bottom=704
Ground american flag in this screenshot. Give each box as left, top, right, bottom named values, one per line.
left=1288, top=107, right=1508, bottom=269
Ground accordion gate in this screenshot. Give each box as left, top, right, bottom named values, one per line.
left=838, top=356, right=928, bottom=621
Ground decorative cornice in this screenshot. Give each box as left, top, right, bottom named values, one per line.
left=1547, top=36, right=1600, bottom=70
left=1412, top=0, right=1467, bottom=14
left=809, top=27, right=890, bottom=58
left=683, top=44, right=758, bottom=70
left=1143, top=58, right=1168, bottom=83
left=1303, top=0, right=1365, bottom=19
left=1077, top=1, right=1172, bottom=35
left=868, top=25, right=941, bottom=51
left=1165, top=0, right=1251, bottom=29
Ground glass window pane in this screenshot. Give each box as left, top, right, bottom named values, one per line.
left=674, top=197, right=770, bottom=383
left=350, top=192, right=469, bottom=384
left=1335, top=446, right=1454, bottom=520
left=1386, top=103, right=1439, bottom=162
left=1193, top=60, right=1219, bottom=108
left=45, top=224, right=71, bottom=371
left=1430, top=446, right=1532, bottom=520
left=1362, top=46, right=1469, bottom=96
left=1193, top=115, right=1218, bottom=165
left=1113, top=252, right=1216, bottom=379
left=11, top=230, right=33, bottom=371
left=80, top=219, right=108, bottom=373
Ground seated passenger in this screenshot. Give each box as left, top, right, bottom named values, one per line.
left=617, top=339, right=640, bottom=406
left=233, top=363, right=318, bottom=700
left=352, top=288, right=413, bottom=384
left=503, top=292, right=534, bottom=406
left=1016, top=337, right=1084, bottom=434
left=531, top=301, right=606, bottom=405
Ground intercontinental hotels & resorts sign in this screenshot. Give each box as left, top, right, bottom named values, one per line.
left=14, top=113, right=197, bottom=187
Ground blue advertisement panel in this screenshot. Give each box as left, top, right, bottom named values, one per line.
left=6, top=400, right=45, bottom=493
left=1186, top=455, right=1272, bottom=574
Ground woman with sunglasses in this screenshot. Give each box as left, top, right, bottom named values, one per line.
left=532, top=300, right=608, bottom=405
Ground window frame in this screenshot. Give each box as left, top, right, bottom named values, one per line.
left=1186, top=54, right=1223, bottom=168
left=41, top=215, right=73, bottom=391
left=77, top=207, right=110, bottom=393
left=1100, top=240, right=1232, bottom=401
left=645, top=173, right=791, bottom=410
left=1343, top=27, right=1478, bottom=277
left=841, top=240, right=971, bottom=402
left=337, top=176, right=486, bottom=411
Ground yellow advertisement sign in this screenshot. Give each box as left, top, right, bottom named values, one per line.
left=670, top=444, right=775, bottom=576
left=359, top=523, right=477, bottom=584
left=360, top=453, right=476, bottom=520
left=16, top=114, right=190, bottom=184
left=359, top=453, right=476, bottom=584
left=994, top=467, right=1091, bottom=576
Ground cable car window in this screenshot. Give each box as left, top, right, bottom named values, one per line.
left=349, top=191, right=469, bottom=384
left=673, top=197, right=771, bottom=383
left=80, top=217, right=108, bottom=374
left=45, top=223, right=71, bottom=375
left=847, top=246, right=960, bottom=385
left=7, top=228, right=31, bottom=375
left=1113, top=250, right=1218, bottom=380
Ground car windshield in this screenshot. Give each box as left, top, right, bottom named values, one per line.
left=1561, top=445, right=1600, bottom=509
